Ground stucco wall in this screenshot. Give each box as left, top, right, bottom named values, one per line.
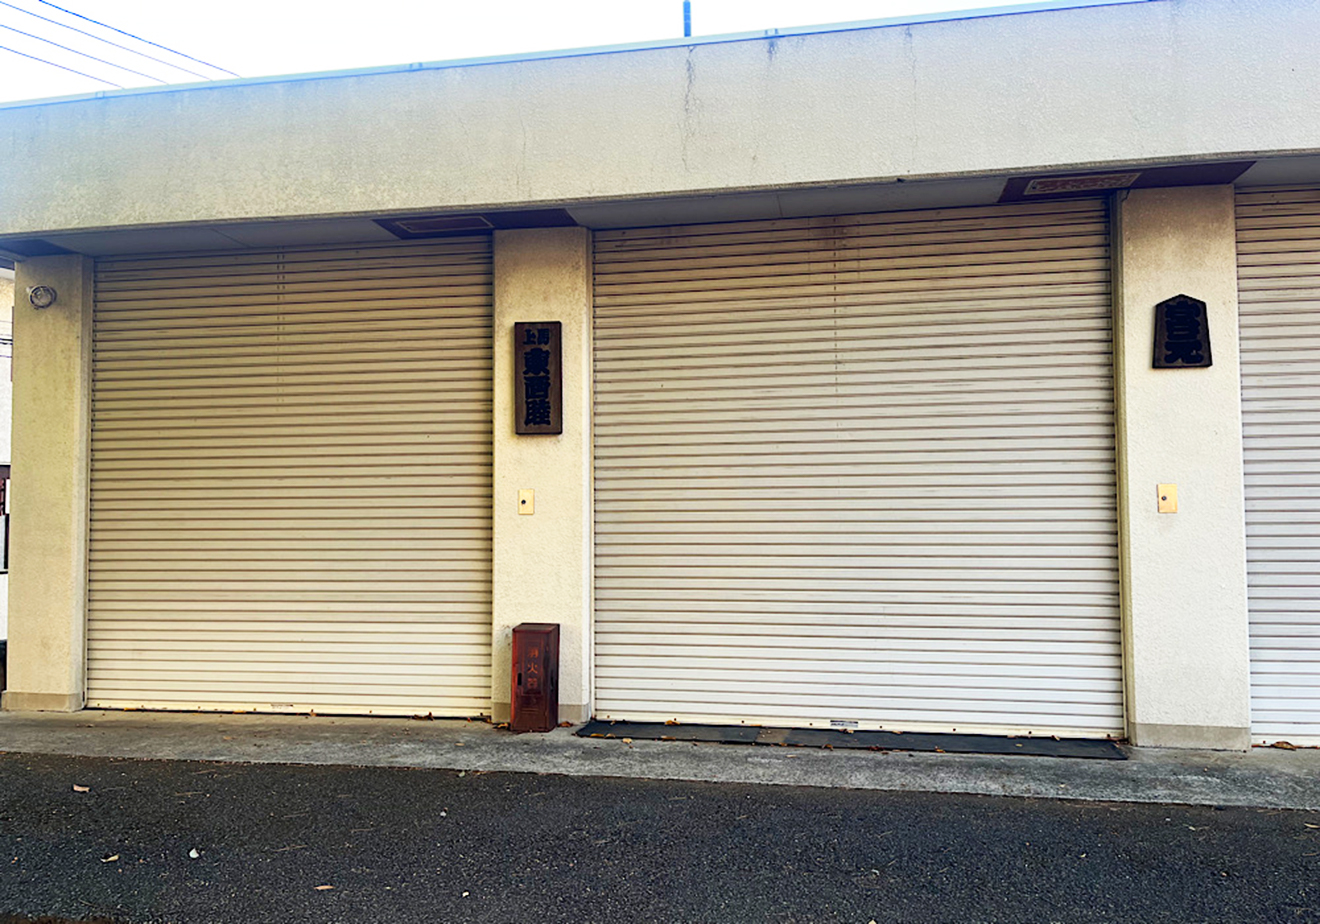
left=0, top=268, right=11, bottom=641
left=2, top=0, right=1319, bottom=237
left=1, top=255, right=92, bottom=712
left=1114, top=186, right=1251, bottom=749
left=491, top=229, right=593, bottom=723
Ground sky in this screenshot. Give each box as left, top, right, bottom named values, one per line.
left=0, top=0, right=1028, bottom=105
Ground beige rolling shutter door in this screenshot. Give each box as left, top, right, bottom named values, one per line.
left=1238, top=186, right=1320, bottom=745
left=88, top=237, right=493, bottom=716
left=594, top=199, right=1123, bottom=737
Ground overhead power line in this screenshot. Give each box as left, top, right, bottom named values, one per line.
left=0, top=0, right=211, bottom=80
left=35, top=0, right=239, bottom=78
left=0, top=40, right=120, bottom=86
left=0, top=20, right=166, bottom=82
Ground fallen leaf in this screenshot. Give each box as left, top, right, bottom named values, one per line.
left=622, top=737, right=633, bottom=745
left=314, top=885, right=334, bottom=891
left=665, top=719, right=680, bottom=726
left=72, top=784, right=90, bottom=793
left=1305, top=824, right=1319, bottom=829
left=558, top=721, right=573, bottom=728
left=101, top=855, right=119, bottom=863
left=1272, top=741, right=1299, bottom=750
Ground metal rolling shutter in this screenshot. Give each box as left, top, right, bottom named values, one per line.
left=88, top=237, right=493, bottom=716
left=593, top=199, right=1123, bottom=737
left=1238, top=186, right=1320, bottom=745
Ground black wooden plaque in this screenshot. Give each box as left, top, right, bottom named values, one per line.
left=514, top=321, right=562, bottom=434
left=1153, top=294, right=1212, bottom=369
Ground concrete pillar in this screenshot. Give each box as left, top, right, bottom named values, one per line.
left=491, top=228, right=593, bottom=724
left=1113, top=186, right=1251, bottom=749
left=2, top=254, right=94, bottom=713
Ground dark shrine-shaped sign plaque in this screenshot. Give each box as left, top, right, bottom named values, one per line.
left=514, top=321, right=562, bottom=434
left=1153, top=294, right=1212, bottom=369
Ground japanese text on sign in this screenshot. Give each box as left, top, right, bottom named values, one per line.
left=514, top=322, right=563, bottom=434
left=1153, top=295, right=1212, bottom=369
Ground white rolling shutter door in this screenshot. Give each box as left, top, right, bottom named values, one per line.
left=593, top=199, right=1123, bottom=737
left=88, top=237, right=493, bottom=716
left=1238, top=186, right=1320, bottom=745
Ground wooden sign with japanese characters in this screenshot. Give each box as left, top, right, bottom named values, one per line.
left=514, top=321, right=563, bottom=434
left=1153, top=294, right=1212, bottom=369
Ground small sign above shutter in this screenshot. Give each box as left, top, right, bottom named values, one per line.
left=515, top=321, right=563, bottom=434
left=1153, top=294, right=1212, bottom=368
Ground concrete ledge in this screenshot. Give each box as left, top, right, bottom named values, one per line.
left=1130, top=722, right=1251, bottom=751
left=559, top=703, right=590, bottom=725
left=0, top=711, right=1317, bottom=810
left=1, top=691, right=84, bottom=712
left=491, top=702, right=590, bottom=725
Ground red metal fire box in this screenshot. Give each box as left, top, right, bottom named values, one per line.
left=511, top=623, right=560, bottom=732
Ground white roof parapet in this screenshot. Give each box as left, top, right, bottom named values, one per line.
left=0, top=0, right=1153, bottom=112
left=3, top=0, right=1320, bottom=240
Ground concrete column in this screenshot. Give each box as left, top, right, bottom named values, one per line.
left=2, top=254, right=93, bottom=713
left=491, top=228, right=593, bottom=724
left=1113, top=186, right=1251, bottom=750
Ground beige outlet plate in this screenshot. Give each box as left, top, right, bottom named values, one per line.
left=1157, top=483, right=1177, bottom=514
left=518, top=489, right=535, bottom=515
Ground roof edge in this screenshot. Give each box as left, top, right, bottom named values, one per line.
left=0, top=0, right=1157, bottom=111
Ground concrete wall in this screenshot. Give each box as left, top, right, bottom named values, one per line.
left=1113, top=185, right=1251, bottom=749
left=1, top=255, right=92, bottom=712
left=3, top=0, right=1320, bottom=238
left=491, top=229, right=593, bottom=724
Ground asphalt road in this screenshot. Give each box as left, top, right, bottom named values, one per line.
left=0, top=753, right=1317, bottom=924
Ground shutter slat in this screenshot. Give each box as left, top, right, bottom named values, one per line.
left=1238, top=185, right=1320, bottom=745
left=592, top=199, right=1123, bottom=738
left=87, top=236, right=493, bottom=717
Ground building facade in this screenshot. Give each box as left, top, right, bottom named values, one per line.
left=1, top=0, right=1318, bottom=749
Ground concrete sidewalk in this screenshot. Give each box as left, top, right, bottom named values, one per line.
left=0, top=709, right=1317, bottom=810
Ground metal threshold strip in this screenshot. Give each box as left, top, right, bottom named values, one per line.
left=577, top=721, right=1127, bottom=760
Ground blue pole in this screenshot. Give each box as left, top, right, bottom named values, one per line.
left=683, top=0, right=691, bottom=37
